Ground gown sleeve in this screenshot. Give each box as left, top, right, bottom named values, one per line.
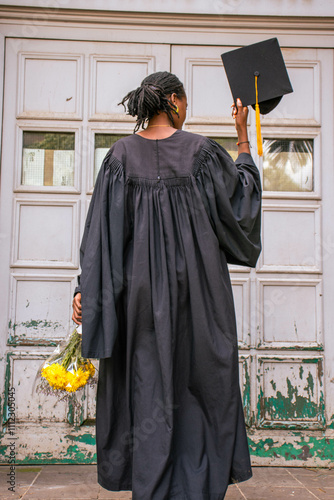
left=74, top=148, right=125, bottom=359
left=194, top=138, right=262, bottom=267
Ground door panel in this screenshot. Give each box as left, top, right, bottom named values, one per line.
left=17, top=53, right=84, bottom=120
left=172, top=45, right=235, bottom=126
left=8, top=274, right=74, bottom=345
left=259, top=205, right=321, bottom=272
left=90, top=53, right=157, bottom=120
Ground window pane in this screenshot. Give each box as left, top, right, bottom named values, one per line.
left=22, top=132, right=75, bottom=187
left=263, top=139, right=313, bottom=192
left=209, top=137, right=238, bottom=161
left=94, top=134, right=127, bottom=184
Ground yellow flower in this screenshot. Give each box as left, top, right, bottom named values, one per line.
left=41, top=358, right=95, bottom=393
left=84, top=362, right=95, bottom=377
left=64, top=365, right=92, bottom=392
left=41, top=363, right=68, bottom=390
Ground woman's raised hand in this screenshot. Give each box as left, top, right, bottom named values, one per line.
left=231, top=98, right=248, bottom=132
left=232, top=98, right=250, bottom=153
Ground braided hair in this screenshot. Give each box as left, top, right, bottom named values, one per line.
left=119, top=71, right=186, bottom=132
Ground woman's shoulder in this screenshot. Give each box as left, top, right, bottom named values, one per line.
left=178, top=132, right=234, bottom=159
left=173, top=130, right=216, bottom=154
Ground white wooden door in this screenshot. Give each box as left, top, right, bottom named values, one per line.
left=2, top=36, right=333, bottom=467
left=0, top=38, right=170, bottom=463
left=172, top=43, right=334, bottom=466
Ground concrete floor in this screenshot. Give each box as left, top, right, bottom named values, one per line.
left=0, top=465, right=334, bottom=499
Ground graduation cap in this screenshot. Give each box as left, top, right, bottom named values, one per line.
left=221, top=38, right=293, bottom=156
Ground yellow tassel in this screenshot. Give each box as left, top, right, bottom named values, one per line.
left=255, top=75, right=263, bottom=157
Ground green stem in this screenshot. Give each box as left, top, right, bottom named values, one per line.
left=60, top=329, right=81, bottom=371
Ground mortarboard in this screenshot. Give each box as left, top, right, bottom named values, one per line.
left=221, top=38, right=293, bottom=156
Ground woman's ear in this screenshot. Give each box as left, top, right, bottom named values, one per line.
left=170, top=93, right=178, bottom=106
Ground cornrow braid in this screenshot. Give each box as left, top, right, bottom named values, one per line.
left=119, top=71, right=186, bottom=132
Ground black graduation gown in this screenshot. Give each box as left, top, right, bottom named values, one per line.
left=74, top=129, right=262, bottom=500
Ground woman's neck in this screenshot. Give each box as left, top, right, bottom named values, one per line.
left=136, top=116, right=177, bottom=139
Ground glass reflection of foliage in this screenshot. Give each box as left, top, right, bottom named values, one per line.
left=94, top=134, right=128, bottom=185
left=263, top=139, right=313, bottom=192
left=23, top=132, right=75, bottom=150
left=22, top=131, right=75, bottom=187
left=209, top=137, right=238, bottom=161
left=95, top=134, right=126, bottom=149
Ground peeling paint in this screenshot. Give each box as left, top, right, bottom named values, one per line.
left=1, top=430, right=333, bottom=464
left=317, top=358, right=323, bottom=387
left=67, top=399, right=75, bottom=425
left=16, top=445, right=97, bottom=464
left=8, top=318, right=62, bottom=335
left=64, top=433, right=96, bottom=446
left=66, top=394, right=86, bottom=427
left=64, top=445, right=95, bottom=462
left=248, top=435, right=334, bottom=461
left=7, top=336, right=58, bottom=346
left=263, top=383, right=316, bottom=419
left=18, top=319, right=62, bottom=329
left=257, top=344, right=324, bottom=350
left=257, top=374, right=325, bottom=429
left=7, top=318, right=63, bottom=346
left=242, top=361, right=251, bottom=425
left=257, top=386, right=264, bottom=417
left=305, top=372, right=314, bottom=398
left=270, top=379, right=276, bottom=391
left=2, top=354, right=12, bottom=424
left=8, top=319, right=63, bottom=346
left=328, top=413, right=334, bottom=430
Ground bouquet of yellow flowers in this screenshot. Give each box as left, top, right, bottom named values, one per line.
left=34, top=325, right=97, bottom=400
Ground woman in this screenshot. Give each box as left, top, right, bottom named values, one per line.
left=72, top=71, right=261, bottom=500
